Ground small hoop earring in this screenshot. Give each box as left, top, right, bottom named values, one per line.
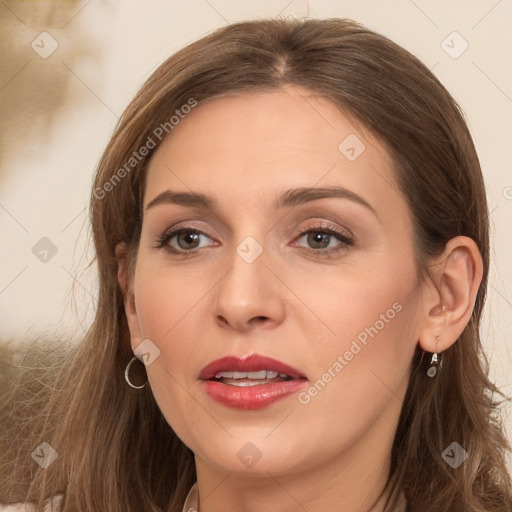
left=427, top=334, right=443, bottom=378
left=125, top=356, right=148, bottom=389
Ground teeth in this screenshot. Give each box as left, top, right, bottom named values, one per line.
left=227, top=380, right=269, bottom=387
left=215, top=371, right=234, bottom=379
left=214, top=370, right=289, bottom=380
left=248, top=371, right=267, bottom=379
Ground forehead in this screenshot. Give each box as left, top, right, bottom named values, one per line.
left=144, top=87, right=407, bottom=226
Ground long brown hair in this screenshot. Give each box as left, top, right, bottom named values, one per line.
left=1, top=17, right=511, bottom=512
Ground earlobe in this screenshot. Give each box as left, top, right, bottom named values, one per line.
left=418, top=236, right=483, bottom=353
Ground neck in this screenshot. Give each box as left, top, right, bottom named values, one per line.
left=195, top=454, right=392, bottom=512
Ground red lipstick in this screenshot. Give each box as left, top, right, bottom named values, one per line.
left=200, top=354, right=307, bottom=410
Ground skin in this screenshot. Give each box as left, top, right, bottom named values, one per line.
left=117, top=85, right=483, bottom=512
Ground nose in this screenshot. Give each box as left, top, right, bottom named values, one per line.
left=212, top=243, right=286, bottom=332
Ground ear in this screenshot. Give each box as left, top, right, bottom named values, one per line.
left=115, top=242, right=143, bottom=351
left=417, top=236, right=483, bottom=353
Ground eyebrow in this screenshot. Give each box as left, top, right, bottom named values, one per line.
left=145, top=186, right=379, bottom=219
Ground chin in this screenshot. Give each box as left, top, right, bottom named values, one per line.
left=191, top=432, right=316, bottom=477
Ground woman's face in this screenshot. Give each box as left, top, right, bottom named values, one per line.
left=125, top=86, right=427, bottom=477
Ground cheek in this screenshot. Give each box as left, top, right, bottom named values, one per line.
left=134, top=260, right=208, bottom=344
left=132, top=261, right=214, bottom=439
left=287, top=314, right=417, bottom=473
left=314, top=257, right=416, bottom=357
left=295, top=259, right=420, bottom=422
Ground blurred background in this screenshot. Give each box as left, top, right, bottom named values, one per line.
left=1, top=0, right=511, bottom=443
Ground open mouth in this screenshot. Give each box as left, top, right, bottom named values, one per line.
left=211, top=370, right=295, bottom=387
left=200, top=354, right=307, bottom=410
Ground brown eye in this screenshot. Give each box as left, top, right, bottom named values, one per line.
left=306, top=231, right=334, bottom=249
left=175, top=230, right=201, bottom=250
left=292, top=222, right=354, bottom=258
left=156, top=228, right=214, bottom=253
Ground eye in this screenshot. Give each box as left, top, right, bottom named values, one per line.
left=297, top=231, right=341, bottom=250
left=156, top=227, right=215, bottom=253
left=292, top=222, right=354, bottom=256
left=155, top=221, right=354, bottom=257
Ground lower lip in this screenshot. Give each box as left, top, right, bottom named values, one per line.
left=203, top=379, right=307, bottom=410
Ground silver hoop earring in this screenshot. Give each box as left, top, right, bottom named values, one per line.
left=427, top=335, right=443, bottom=378
left=125, top=356, right=148, bottom=389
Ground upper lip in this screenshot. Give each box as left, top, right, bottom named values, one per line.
left=199, top=354, right=306, bottom=380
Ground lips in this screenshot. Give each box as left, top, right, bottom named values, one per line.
left=200, top=354, right=307, bottom=410
left=199, top=354, right=306, bottom=380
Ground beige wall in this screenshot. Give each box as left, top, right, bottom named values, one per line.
left=1, top=0, right=511, bottom=450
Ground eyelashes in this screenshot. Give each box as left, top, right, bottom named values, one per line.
left=154, top=222, right=354, bottom=258
left=155, top=228, right=212, bottom=255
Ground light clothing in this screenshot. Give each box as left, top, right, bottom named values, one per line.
left=181, top=482, right=408, bottom=511
left=0, top=495, right=62, bottom=512
left=1, top=483, right=407, bottom=511
left=0, top=487, right=197, bottom=512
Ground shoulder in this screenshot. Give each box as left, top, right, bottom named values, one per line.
left=0, top=495, right=63, bottom=512
left=0, top=504, right=35, bottom=512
